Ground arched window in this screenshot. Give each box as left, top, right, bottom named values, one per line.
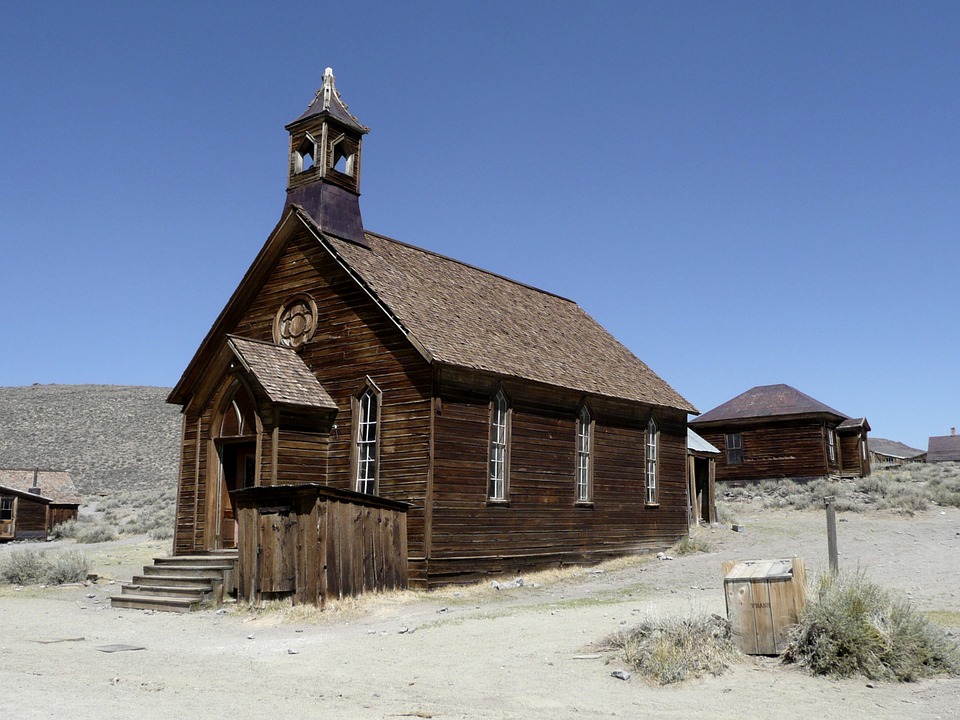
left=576, top=405, right=593, bottom=503
left=488, top=389, right=510, bottom=501
left=645, top=418, right=658, bottom=505
left=354, top=383, right=380, bottom=495
left=218, top=383, right=257, bottom=438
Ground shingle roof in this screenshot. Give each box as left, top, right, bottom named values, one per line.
left=928, top=434, right=960, bottom=463
left=228, top=336, right=338, bottom=410
left=690, top=384, right=847, bottom=425
left=326, top=227, right=695, bottom=412
left=869, top=438, right=925, bottom=460
left=0, top=469, right=81, bottom=504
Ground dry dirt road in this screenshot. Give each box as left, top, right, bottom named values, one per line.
left=2, top=501, right=959, bottom=719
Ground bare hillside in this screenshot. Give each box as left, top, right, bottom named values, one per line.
left=0, top=385, right=180, bottom=497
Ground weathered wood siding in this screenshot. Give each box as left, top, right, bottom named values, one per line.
left=14, top=495, right=47, bottom=539
left=696, top=419, right=836, bottom=484
left=48, top=505, right=78, bottom=529
left=839, top=432, right=870, bottom=477
left=275, top=429, right=329, bottom=485
left=234, top=484, right=408, bottom=606
left=173, top=228, right=432, bottom=559
left=428, top=372, right=688, bottom=585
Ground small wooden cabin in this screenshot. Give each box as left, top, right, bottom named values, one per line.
left=168, top=69, right=696, bottom=590
left=0, top=469, right=81, bottom=541
left=689, top=384, right=871, bottom=485
left=928, top=429, right=960, bottom=463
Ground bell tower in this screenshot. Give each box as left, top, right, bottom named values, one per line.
left=284, top=68, right=370, bottom=247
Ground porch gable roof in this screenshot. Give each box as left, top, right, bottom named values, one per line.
left=227, top=335, right=338, bottom=410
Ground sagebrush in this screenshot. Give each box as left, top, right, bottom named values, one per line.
left=0, top=547, right=89, bottom=585
left=782, top=570, right=960, bottom=681
left=720, top=462, right=960, bottom=515
left=599, top=613, right=742, bottom=684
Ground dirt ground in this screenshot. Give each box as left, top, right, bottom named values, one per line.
left=2, top=501, right=959, bottom=720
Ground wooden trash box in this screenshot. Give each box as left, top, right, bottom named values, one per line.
left=722, top=558, right=807, bottom=655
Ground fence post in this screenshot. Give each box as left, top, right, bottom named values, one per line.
left=823, top=495, right=838, bottom=573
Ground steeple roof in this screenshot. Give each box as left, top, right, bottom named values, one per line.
left=287, top=67, right=369, bottom=134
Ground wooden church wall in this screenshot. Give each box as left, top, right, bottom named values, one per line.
left=427, top=371, right=689, bottom=586
left=173, top=228, right=433, bottom=559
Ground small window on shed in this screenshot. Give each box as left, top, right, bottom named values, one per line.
left=0, top=497, right=13, bottom=521
left=828, top=431, right=836, bottom=462
left=725, top=433, right=743, bottom=465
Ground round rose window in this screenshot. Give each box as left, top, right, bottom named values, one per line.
left=273, top=294, right=318, bottom=348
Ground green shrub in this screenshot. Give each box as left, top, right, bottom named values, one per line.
left=600, top=614, right=742, bottom=684
left=49, top=518, right=78, bottom=540
left=75, top=523, right=117, bottom=544
left=149, top=524, right=174, bottom=540
left=0, top=548, right=89, bottom=585
left=782, top=571, right=960, bottom=681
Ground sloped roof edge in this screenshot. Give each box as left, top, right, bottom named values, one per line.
left=691, top=384, right=848, bottom=425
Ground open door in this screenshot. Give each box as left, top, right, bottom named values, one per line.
left=217, top=442, right=256, bottom=548
left=211, top=381, right=260, bottom=550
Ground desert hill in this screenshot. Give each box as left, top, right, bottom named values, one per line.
left=0, top=385, right=180, bottom=497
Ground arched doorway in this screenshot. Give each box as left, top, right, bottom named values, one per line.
left=212, top=380, right=259, bottom=549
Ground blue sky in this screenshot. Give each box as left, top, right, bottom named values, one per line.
left=1, top=2, right=957, bottom=449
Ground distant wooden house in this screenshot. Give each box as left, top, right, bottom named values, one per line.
left=689, top=384, right=871, bottom=485
left=927, top=429, right=960, bottom=463
left=869, top=438, right=926, bottom=468
left=687, top=429, right=718, bottom=525
left=0, top=468, right=81, bottom=541
left=167, top=69, right=696, bottom=594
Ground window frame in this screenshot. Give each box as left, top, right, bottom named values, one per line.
left=827, top=429, right=836, bottom=463
left=645, top=417, right=659, bottom=506
left=352, top=379, right=382, bottom=495
left=725, top=432, right=744, bottom=465
left=488, top=389, right=511, bottom=503
left=0, top=496, right=13, bottom=521
left=575, top=404, right=594, bottom=505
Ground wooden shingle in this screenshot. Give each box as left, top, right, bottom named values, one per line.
left=227, top=335, right=338, bottom=410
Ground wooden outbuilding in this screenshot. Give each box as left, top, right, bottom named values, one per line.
left=928, top=429, right=960, bottom=463
left=689, top=384, right=870, bottom=485
left=0, top=468, right=81, bottom=541
left=687, top=429, right=718, bottom=525
left=167, top=69, right=696, bottom=593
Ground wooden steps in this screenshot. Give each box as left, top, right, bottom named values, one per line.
left=111, top=552, right=237, bottom=613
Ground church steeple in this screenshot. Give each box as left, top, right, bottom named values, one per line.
left=284, top=68, right=370, bottom=247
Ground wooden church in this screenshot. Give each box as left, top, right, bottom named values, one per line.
left=168, top=69, right=696, bottom=593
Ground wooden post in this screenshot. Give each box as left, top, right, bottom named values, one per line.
left=823, top=496, right=838, bottom=573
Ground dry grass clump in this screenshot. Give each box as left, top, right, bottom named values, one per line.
left=0, top=547, right=89, bottom=585
left=782, top=570, right=960, bottom=681
left=672, top=529, right=713, bottom=556
left=599, top=613, right=742, bottom=684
